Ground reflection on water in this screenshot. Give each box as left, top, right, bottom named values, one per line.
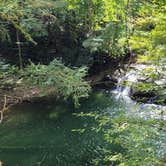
left=0, top=91, right=165, bottom=165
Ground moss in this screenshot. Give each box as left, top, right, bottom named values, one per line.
left=131, top=82, right=166, bottom=105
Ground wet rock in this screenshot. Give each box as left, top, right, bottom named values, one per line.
left=155, top=79, right=166, bottom=86
left=131, top=91, right=156, bottom=103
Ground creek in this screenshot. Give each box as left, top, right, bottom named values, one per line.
left=0, top=65, right=166, bottom=166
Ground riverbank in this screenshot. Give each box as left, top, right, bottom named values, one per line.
left=1, top=63, right=165, bottom=110
left=0, top=59, right=165, bottom=123
left=0, top=84, right=43, bottom=123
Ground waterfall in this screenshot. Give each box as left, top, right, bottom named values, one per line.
left=111, top=65, right=166, bottom=120
left=112, top=71, right=137, bottom=104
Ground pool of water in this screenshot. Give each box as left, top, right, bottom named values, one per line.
left=0, top=91, right=166, bottom=166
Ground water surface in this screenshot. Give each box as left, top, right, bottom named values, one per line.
left=0, top=91, right=165, bottom=166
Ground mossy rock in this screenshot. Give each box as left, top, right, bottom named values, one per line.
left=131, top=82, right=166, bottom=105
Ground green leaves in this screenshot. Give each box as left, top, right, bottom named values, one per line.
left=24, top=59, right=91, bottom=107
left=92, top=115, right=165, bottom=166
left=129, top=0, right=166, bottom=64
left=0, top=0, right=65, bottom=43
left=83, top=22, right=126, bottom=56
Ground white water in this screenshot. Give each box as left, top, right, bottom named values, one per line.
left=111, top=64, right=166, bottom=120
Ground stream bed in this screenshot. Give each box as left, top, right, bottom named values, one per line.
left=0, top=90, right=166, bottom=166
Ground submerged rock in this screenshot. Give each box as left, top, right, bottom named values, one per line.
left=49, top=111, right=60, bottom=120
left=48, top=105, right=68, bottom=120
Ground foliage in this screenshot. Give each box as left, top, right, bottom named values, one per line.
left=129, top=0, right=166, bottom=64
left=81, top=0, right=129, bottom=56
left=83, top=22, right=126, bottom=56
left=24, top=59, right=91, bottom=107
left=0, top=60, right=19, bottom=78
left=75, top=111, right=165, bottom=166
left=0, top=60, right=20, bottom=89
left=98, top=116, right=165, bottom=166
left=0, top=0, right=165, bottom=104
left=0, top=0, right=67, bottom=69
left=0, top=0, right=65, bottom=42
left=1, top=0, right=165, bottom=63
left=0, top=58, right=91, bottom=107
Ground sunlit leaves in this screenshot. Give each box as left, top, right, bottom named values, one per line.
left=130, top=0, right=166, bottom=64
left=93, top=115, right=165, bottom=165
left=83, top=21, right=127, bottom=56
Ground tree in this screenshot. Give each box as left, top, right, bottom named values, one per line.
left=129, top=0, right=166, bottom=64
left=0, top=0, right=64, bottom=69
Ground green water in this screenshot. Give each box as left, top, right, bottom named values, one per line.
left=0, top=91, right=166, bottom=166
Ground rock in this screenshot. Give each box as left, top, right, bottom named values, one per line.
left=155, top=79, right=166, bottom=86
left=131, top=91, right=156, bottom=103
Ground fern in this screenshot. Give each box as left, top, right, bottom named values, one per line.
left=24, top=59, right=91, bottom=107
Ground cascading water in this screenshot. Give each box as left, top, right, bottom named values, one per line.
left=111, top=65, right=166, bottom=120
left=112, top=71, right=138, bottom=104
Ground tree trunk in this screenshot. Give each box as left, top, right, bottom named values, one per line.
left=16, top=29, right=23, bottom=70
